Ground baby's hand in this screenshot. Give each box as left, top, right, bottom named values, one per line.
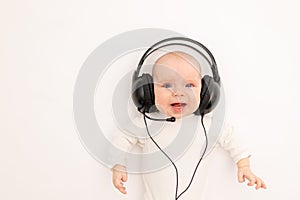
left=112, top=164, right=128, bottom=194
left=237, top=157, right=267, bottom=190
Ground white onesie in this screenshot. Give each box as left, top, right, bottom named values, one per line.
left=110, top=112, right=250, bottom=200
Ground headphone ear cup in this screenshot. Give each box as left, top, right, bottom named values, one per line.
left=131, top=73, right=156, bottom=113
left=194, top=75, right=220, bottom=116
left=132, top=75, right=144, bottom=111
left=142, top=74, right=156, bottom=113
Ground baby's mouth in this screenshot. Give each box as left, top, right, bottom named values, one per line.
left=170, top=103, right=187, bottom=107
left=170, top=103, right=187, bottom=113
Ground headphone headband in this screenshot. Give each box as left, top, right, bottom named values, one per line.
left=135, top=37, right=220, bottom=83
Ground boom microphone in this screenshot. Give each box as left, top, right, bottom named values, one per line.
left=142, top=113, right=176, bottom=122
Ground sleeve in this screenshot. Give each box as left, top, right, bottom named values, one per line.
left=108, top=116, right=145, bottom=168
left=217, top=122, right=251, bottom=163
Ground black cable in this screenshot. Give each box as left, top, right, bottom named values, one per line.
left=142, top=113, right=208, bottom=200
left=143, top=115, right=179, bottom=200
left=177, top=114, right=208, bottom=199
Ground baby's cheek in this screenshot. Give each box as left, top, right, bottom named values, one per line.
left=154, top=91, right=165, bottom=106
left=191, top=89, right=201, bottom=101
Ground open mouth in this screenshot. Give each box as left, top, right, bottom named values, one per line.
left=170, top=103, right=186, bottom=113
left=170, top=102, right=187, bottom=112
left=170, top=103, right=187, bottom=107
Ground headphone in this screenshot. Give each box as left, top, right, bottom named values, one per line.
left=132, top=37, right=221, bottom=116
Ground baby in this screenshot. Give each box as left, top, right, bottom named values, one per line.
left=111, top=51, right=266, bottom=199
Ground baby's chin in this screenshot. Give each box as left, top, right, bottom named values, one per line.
left=157, top=108, right=195, bottom=119
left=171, top=112, right=194, bottom=119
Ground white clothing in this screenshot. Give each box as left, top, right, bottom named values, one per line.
left=110, top=113, right=249, bottom=200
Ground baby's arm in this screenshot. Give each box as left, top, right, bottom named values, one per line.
left=110, top=132, right=133, bottom=195
left=236, top=157, right=267, bottom=189
left=110, top=117, right=145, bottom=195
left=217, top=122, right=267, bottom=190
left=112, top=164, right=128, bottom=194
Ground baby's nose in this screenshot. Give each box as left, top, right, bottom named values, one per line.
left=172, top=86, right=185, bottom=96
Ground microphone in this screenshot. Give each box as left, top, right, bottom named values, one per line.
left=143, top=113, right=176, bottom=122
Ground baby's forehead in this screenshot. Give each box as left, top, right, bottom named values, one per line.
left=152, top=51, right=201, bottom=75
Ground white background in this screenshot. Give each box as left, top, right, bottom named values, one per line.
left=1, top=0, right=300, bottom=199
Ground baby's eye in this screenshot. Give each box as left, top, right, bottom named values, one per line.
left=162, top=83, right=172, bottom=88
left=185, top=83, right=195, bottom=88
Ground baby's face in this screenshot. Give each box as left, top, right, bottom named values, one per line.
left=152, top=52, right=201, bottom=119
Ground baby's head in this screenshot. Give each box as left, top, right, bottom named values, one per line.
left=152, top=51, right=202, bottom=119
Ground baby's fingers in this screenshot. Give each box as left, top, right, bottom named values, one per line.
left=238, top=171, right=245, bottom=183
left=255, top=178, right=267, bottom=190
left=113, top=178, right=121, bottom=188
left=117, top=184, right=127, bottom=194
left=247, top=177, right=256, bottom=186
left=246, top=177, right=267, bottom=190
left=121, top=173, right=128, bottom=182
left=254, top=178, right=262, bottom=189
left=113, top=179, right=127, bottom=194
left=261, top=181, right=267, bottom=189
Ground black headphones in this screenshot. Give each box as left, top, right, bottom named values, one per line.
left=131, top=37, right=221, bottom=116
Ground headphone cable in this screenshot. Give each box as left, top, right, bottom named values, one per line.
left=143, top=115, right=179, bottom=199
left=177, top=114, right=208, bottom=199
left=142, top=114, right=208, bottom=200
